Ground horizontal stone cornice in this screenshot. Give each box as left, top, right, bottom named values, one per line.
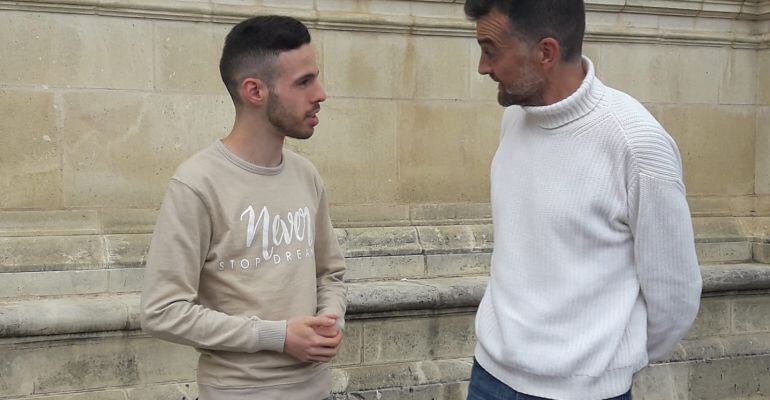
left=0, top=0, right=767, bottom=46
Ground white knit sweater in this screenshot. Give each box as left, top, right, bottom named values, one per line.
left=474, top=57, right=702, bottom=400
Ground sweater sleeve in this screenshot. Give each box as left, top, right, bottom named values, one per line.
left=313, top=186, right=347, bottom=329
left=140, top=179, right=286, bottom=353
left=626, top=131, right=703, bottom=362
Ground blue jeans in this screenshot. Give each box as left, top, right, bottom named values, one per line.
left=467, top=360, right=632, bottom=400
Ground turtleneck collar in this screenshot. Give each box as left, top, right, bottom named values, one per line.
left=521, top=56, right=605, bottom=130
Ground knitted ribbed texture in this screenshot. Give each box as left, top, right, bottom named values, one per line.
left=475, top=57, right=702, bottom=400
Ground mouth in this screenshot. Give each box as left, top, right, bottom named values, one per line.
left=307, top=107, right=320, bottom=125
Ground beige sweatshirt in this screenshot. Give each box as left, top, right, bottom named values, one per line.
left=140, top=140, right=346, bottom=398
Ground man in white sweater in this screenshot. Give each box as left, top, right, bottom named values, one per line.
left=463, top=1, right=703, bottom=399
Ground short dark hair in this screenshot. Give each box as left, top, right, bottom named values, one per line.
left=219, top=15, right=311, bottom=105
left=464, top=0, right=585, bottom=62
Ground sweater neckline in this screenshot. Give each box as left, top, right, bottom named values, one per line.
left=214, top=140, right=285, bottom=176
left=521, top=56, right=605, bottom=130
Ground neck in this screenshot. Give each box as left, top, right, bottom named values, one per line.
left=540, top=59, right=587, bottom=106
left=221, top=110, right=284, bottom=167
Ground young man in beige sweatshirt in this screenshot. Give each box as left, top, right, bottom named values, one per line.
left=140, top=15, right=347, bottom=400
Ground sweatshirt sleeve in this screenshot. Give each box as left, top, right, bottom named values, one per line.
left=627, top=131, right=703, bottom=362
left=313, top=186, right=347, bottom=329
left=140, top=179, right=286, bottom=353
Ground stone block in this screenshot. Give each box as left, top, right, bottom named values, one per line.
left=100, top=208, right=158, bottom=234
left=426, top=253, right=491, bottom=277
left=655, top=105, right=755, bottom=196
left=61, top=91, right=232, bottom=208
left=347, top=280, right=437, bottom=314
left=338, top=382, right=468, bottom=400
left=322, top=31, right=415, bottom=98
left=333, top=358, right=473, bottom=392
left=125, top=382, right=198, bottom=400
left=733, top=295, right=770, bottom=333
left=332, top=320, right=363, bottom=367
left=755, top=242, right=770, bottom=264
left=695, top=241, right=752, bottom=264
left=722, top=332, right=770, bottom=358
left=679, top=337, right=725, bottom=361
left=411, top=36, right=470, bottom=99
left=410, top=203, right=491, bottom=225
left=431, top=277, right=487, bottom=309
left=342, top=227, right=421, bottom=257
left=684, top=297, right=731, bottom=339
left=410, top=1, right=465, bottom=19
left=105, top=234, right=151, bottom=268
left=109, top=267, right=145, bottom=294
left=418, top=225, right=493, bottom=255
left=396, top=101, right=501, bottom=203
left=689, top=355, right=770, bottom=399
left=0, top=90, right=61, bottom=209
left=30, top=390, right=128, bottom=400
left=691, top=217, right=744, bottom=241
left=599, top=43, right=723, bottom=103
left=0, top=296, right=129, bottom=337
left=719, top=49, right=757, bottom=105
left=631, top=363, right=689, bottom=400
left=757, top=107, right=770, bottom=194
left=287, top=98, right=399, bottom=205
left=345, top=255, right=425, bottom=281
left=330, top=204, right=410, bottom=228
left=0, top=269, right=108, bottom=298
left=0, top=235, right=104, bottom=273
left=362, top=314, right=475, bottom=364
left=0, top=11, right=153, bottom=90
left=759, top=50, right=770, bottom=106
left=0, top=210, right=99, bottom=237
left=155, top=21, right=230, bottom=93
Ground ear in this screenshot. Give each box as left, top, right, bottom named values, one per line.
left=537, top=38, right=561, bottom=70
left=239, top=77, right=269, bottom=107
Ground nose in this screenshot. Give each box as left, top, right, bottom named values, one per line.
left=478, top=56, right=492, bottom=76
left=315, top=82, right=327, bottom=103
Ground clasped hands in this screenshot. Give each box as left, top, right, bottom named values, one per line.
left=284, top=314, right=343, bottom=363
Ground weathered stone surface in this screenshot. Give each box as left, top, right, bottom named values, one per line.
left=719, top=49, right=758, bottom=105
left=396, top=101, right=500, bottom=203
left=757, top=106, right=770, bottom=195
left=0, top=295, right=133, bottom=337
left=691, top=217, right=745, bottom=241
left=689, top=355, right=770, bottom=399
left=288, top=98, right=400, bottom=205
left=0, top=210, right=99, bottom=237
left=0, top=235, right=104, bottom=273
left=411, top=35, right=470, bottom=100
left=759, top=50, right=770, bottom=106
left=61, top=91, right=232, bottom=208
left=125, top=382, right=198, bottom=400
left=721, top=332, right=770, bottom=358
left=342, top=227, right=421, bottom=257
left=755, top=242, right=770, bottom=264
left=332, top=358, right=473, bottom=392
left=347, top=280, right=438, bottom=314
left=0, top=269, right=108, bottom=298
left=0, top=12, right=153, bottom=89
left=655, top=104, right=755, bottom=196
left=679, top=337, right=726, bottom=361
left=335, top=382, right=469, bottom=400
left=100, top=208, right=158, bottom=234
left=632, top=363, right=689, bottom=400
left=29, top=390, right=128, bottom=400
left=417, top=225, right=493, bottom=255
left=701, top=264, right=770, bottom=293
left=362, top=314, right=475, bottom=364
left=330, top=204, right=410, bottom=228
left=109, top=267, right=145, bottom=294
left=105, top=234, right=151, bottom=268
left=684, top=297, right=731, bottom=339
left=695, top=241, right=752, bottom=263
left=410, top=203, right=491, bottom=225
left=345, top=255, right=425, bottom=281
left=154, top=21, right=229, bottom=93
left=0, top=90, right=61, bottom=209
left=733, top=295, right=770, bottom=333
left=332, top=320, right=363, bottom=367
left=426, top=253, right=491, bottom=277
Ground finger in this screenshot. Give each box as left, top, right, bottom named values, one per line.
left=304, top=315, right=336, bottom=327
left=309, top=346, right=338, bottom=357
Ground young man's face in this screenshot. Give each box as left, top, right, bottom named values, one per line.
left=267, top=43, right=326, bottom=139
left=475, top=9, right=544, bottom=107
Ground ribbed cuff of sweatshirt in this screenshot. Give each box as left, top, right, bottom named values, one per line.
left=252, top=318, right=287, bottom=353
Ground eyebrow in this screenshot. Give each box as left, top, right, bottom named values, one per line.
left=294, top=71, right=318, bottom=84
left=477, top=38, right=495, bottom=46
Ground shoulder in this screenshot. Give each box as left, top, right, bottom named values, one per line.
left=604, top=87, right=683, bottom=181
left=284, top=148, right=325, bottom=194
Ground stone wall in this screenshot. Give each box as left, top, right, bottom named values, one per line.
left=2, top=1, right=770, bottom=399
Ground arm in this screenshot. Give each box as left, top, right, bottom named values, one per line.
left=140, top=180, right=285, bottom=353
left=628, top=136, right=703, bottom=362
left=313, top=187, right=347, bottom=331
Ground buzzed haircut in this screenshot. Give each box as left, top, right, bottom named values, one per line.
left=464, top=0, right=585, bottom=62
left=219, top=15, right=311, bottom=105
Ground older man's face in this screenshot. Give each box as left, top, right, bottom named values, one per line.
left=475, top=9, right=544, bottom=107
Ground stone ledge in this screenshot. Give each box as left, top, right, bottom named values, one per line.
left=3, top=263, right=770, bottom=338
